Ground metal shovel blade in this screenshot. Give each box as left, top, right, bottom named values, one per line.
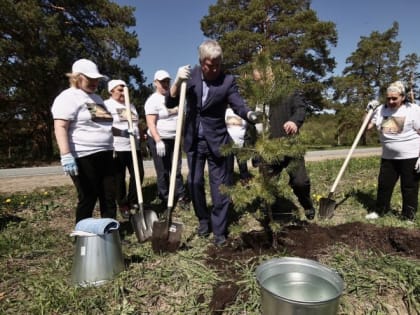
left=151, top=219, right=183, bottom=253
left=318, top=197, right=336, bottom=219
left=131, top=209, right=158, bottom=243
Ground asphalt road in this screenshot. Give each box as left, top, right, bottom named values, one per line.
left=0, top=147, right=381, bottom=193
left=0, top=147, right=381, bottom=178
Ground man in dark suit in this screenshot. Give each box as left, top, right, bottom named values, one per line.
left=166, top=39, right=258, bottom=246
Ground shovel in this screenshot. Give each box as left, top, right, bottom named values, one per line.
left=151, top=81, right=187, bottom=253
left=123, top=87, right=158, bottom=242
left=319, top=105, right=378, bottom=219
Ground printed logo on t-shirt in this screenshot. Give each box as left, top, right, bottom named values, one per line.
left=86, top=103, right=113, bottom=122
left=116, top=108, right=138, bottom=122
left=381, top=116, right=405, bottom=134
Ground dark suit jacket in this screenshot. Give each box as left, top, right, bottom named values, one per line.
left=166, top=66, right=251, bottom=158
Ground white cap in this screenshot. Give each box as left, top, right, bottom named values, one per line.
left=108, top=79, right=127, bottom=93
left=72, top=59, right=105, bottom=79
left=154, top=70, right=171, bottom=81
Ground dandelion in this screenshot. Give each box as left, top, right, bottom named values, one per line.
left=5, top=198, right=11, bottom=203
left=44, top=191, right=49, bottom=196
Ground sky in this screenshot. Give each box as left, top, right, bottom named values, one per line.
left=114, top=0, right=420, bottom=85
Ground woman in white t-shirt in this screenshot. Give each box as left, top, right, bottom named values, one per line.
left=144, top=70, right=189, bottom=208
left=51, top=59, right=116, bottom=223
left=366, top=81, right=420, bottom=221
left=104, top=79, right=144, bottom=219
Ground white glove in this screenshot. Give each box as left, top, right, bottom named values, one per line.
left=156, top=141, right=166, bottom=157
left=60, top=153, right=78, bottom=176
left=415, top=158, right=420, bottom=173
left=174, top=65, right=191, bottom=86
left=366, top=100, right=379, bottom=112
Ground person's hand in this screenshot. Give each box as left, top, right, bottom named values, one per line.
left=247, top=111, right=263, bottom=124
left=156, top=141, right=166, bottom=157
left=174, top=65, right=191, bottom=86
left=366, top=100, right=379, bottom=112
left=283, top=121, right=298, bottom=135
left=60, top=153, right=78, bottom=176
left=415, top=158, right=420, bottom=173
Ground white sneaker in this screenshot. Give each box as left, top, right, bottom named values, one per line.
left=365, top=212, right=379, bottom=220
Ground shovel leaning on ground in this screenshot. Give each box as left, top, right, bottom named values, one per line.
left=319, top=102, right=379, bottom=219
left=151, top=81, right=186, bottom=253
left=123, top=87, right=158, bottom=242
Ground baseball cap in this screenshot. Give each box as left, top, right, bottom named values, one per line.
left=154, top=70, right=171, bottom=81
left=72, top=59, right=105, bottom=79
left=108, top=79, right=127, bottom=93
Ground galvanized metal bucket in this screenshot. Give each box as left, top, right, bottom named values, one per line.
left=255, top=257, right=344, bottom=315
left=71, top=230, right=125, bottom=286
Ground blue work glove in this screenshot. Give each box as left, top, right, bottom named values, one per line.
left=156, top=141, right=166, bottom=157
left=60, top=153, right=78, bottom=176
left=365, top=100, right=379, bottom=112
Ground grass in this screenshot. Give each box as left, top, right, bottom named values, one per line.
left=1, top=156, right=419, bottom=314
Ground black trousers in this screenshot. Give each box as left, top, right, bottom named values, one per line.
left=147, top=135, right=186, bottom=202
left=113, top=150, right=144, bottom=208
left=71, top=150, right=116, bottom=223
left=259, top=156, right=313, bottom=210
left=376, top=158, right=419, bottom=219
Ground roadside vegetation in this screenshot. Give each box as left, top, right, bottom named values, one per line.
left=1, top=156, right=419, bottom=314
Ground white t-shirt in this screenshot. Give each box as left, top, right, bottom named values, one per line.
left=371, top=103, right=420, bottom=159
left=104, top=98, right=140, bottom=151
left=144, top=92, right=178, bottom=139
left=51, top=87, right=113, bottom=158
left=225, top=108, right=247, bottom=147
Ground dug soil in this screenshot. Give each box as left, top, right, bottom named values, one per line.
left=205, top=221, right=420, bottom=314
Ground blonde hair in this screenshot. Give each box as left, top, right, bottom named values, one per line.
left=66, top=72, right=82, bottom=88
left=387, top=81, right=406, bottom=96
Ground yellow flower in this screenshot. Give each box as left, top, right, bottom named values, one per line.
left=44, top=191, right=49, bottom=196
left=5, top=198, right=11, bottom=203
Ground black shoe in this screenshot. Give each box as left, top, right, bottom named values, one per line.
left=305, top=208, right=315, bottom=220
left=197, top=222, right=210, bottom=237
left=119, top=205, right=130, bottom=219
left=214, top=235, right=227, bottom=247
left=178, top=196, right=191, bottom=211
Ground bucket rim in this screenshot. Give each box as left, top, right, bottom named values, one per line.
left=255, top=256, right=344, bottom=304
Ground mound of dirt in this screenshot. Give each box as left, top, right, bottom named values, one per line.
left=206, top=221, right=420, bottom=313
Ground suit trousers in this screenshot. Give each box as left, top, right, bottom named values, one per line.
left=376, top=158, right=419, bottom=219
left=71, top=150, right=116, bottom=223
left=187, top=138, right=233, bottom=237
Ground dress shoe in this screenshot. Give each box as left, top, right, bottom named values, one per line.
left=214, top=235, right=227, bottom=246
left=197, top=222, right=210, bottom=237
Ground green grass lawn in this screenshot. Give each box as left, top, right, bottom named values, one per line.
left=1, top=156, right=419, bottom=314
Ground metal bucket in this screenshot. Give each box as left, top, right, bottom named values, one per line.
left=255, top=257, right=344, bottom=315
left=71, top=230, right=125, bottom=286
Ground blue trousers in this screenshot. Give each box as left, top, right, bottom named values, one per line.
left=187, top=139, right=233, bottom=237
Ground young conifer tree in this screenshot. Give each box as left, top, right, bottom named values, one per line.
left=221, top=53, right=308, bottom=236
